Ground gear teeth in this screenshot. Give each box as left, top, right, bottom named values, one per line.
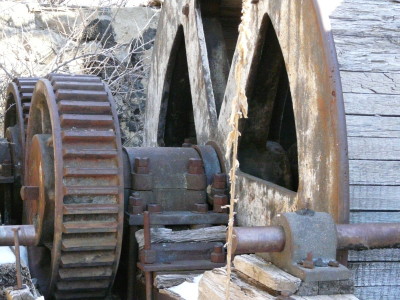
left=46, top=74, right=123, bottom=299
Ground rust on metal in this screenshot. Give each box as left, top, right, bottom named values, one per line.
left=12, top=227, right=23, bottom=289
left=22, top=74, right=124, bottom=298
left=232, top=223, right=400, bottom=255
left=20, top=186, right=39, bottom=201
left=336, top=223, right=400, bottom=250
left=0, top=225, right=35, bottom=246
left=232, top=226, right=285, bottom=254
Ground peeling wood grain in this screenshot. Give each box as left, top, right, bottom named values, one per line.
left=350, top=185, right=400, bottom=211
left=233, top=255, right=301, bottom=293
left=343, top=93, right=400, bottom=116
left=340, top=71, right=400, bottom=95
left=350, top=212, right=400, bottom=224
left=334, top=36, right=400, bottom=73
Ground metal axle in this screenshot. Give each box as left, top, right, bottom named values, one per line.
left=0, top=225, right=36, bottom=246
left=232, top=223, right=400, bottom=254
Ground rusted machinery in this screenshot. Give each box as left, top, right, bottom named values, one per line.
left=0, top=0, right=399, bottom=300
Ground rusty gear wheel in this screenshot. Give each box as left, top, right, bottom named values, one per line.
left=145, top=0, right=349, bottom=226
left=0, top=77, right=38, bottom=224
left=24, top=74, right=124, bottom=299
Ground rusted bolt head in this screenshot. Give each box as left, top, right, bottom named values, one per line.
left=213, top=194, right=228, bottom=205
left=130, top=205, right=144, bottom=215
left=129, top=195, right=145, bottom=208
left=188, top=158, right=204, bottom=174
left=212, top=173, right=227, bottom=189
left=194, top=203, right=208, bottom=213
left=135, top=157, right=149, bottom=167
left=182, top=4, right=189, bottom=16
left=211, top=246, right=225, bottom=263
left=20, top=186, right=39, bottom=202
left=213, top=245, right=222, bottom=253
left=147, top=203, right=162, bottom=214
left=134, top=157, right=150, bottom=174
left=328, top=260, right=340, bottom=267
left=213, top=204, right=228, bottom=214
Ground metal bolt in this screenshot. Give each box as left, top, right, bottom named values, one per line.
left=134, top=157, right=149, bottom=174
left=301, top=252, right=315, bottom=269
left=12, top=227, right=23, bottom=290
left=194, top=203, right=208, bottom=213
left=212, top=173, right=227, bottom=189
left=182, top=4, right=189, bottom=16
left=251, top=0, right=259, bottom=3
left=129, top=195, right=145, bottom=208
left=210, top=245, right=225, bottom=263
left=188, top=158, right=204, bottom=175
left=182, top=138, right=193, bottom=148
left=213, top=194, right=228, bottom=206
left=129, top=205, right=144, bottom=215
left=147, top=203, right=162, bottom=214
left=328, top=260, right=340, bottom=267
left=20, top=186, right=39, bottom=202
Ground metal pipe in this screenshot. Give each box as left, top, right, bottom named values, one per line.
left=336, top=223, right=400, bottom=251
left=0, top=225, right=35, bottom=246
left=232, top=223, right=400, bottom=254
left=12, top=227, right=23, bottom=289
left=232, top=226, right=286, bottom=254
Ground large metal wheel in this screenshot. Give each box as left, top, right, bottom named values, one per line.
left=1, top=77, right=38, bottom=224
left=23, top=74, right=124, bottom=299
left=145, top=0, right=349, bottom=226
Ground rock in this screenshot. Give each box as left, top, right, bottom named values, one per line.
left=82, top=18, right=116, bottom=48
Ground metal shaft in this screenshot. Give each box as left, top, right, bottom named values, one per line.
left=232, top=226, right=285, bottom=254
left=232, top=223, right=400, bottom=254
left=337, top=223, right=400, bottom=250
left=0, top=225, right=35, bottom=246
left=12, top=227, right=22, bottom=289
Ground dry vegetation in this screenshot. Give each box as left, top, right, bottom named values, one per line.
left=0, top=0, right=160, bottom=146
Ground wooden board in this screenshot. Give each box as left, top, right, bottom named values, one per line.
left=233, top=255, right=301, bottom=293
left=350, top=185, right=400, bottom=211
left=330, top=0, right=400, bottom=296
left=351, top=286, right=400, bottom=300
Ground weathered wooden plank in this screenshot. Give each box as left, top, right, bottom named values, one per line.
left=198, top=268, right=357, bottom=300
left=341, top=71, right=400, bottom=95
left=330, top=0, right=400, bottom=39
left=349, top=249, right=400, bottom=262
left=350, top=211, right=400, bottom=224
left=135, top=226, right=226, bottom=249
left=349, top=262, right=400, bottom=287
left=198, top=268, right=275, bottom=300
left=346, top=115, right=400, bottom=138
left=334, top=36, right=400, bottom=73
left=353, top=286, right=400, bottom=300
left=154, top=272, right=202, bottom=289
left=343, top=93, right=400, bottom=116
left=349, top=160, right=400, bottom=185
left=348, top=137, right=400, bottom=161
left=350, top=185, right=400, bottom=211
left=233, top=255, right=301, bottom=293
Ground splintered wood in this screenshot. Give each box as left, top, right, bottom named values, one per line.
left=198, top=267, right=358, bottom=300
left=233, top=255, right=301, bottom=293
left=135, top=226, right=226, bottom=248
